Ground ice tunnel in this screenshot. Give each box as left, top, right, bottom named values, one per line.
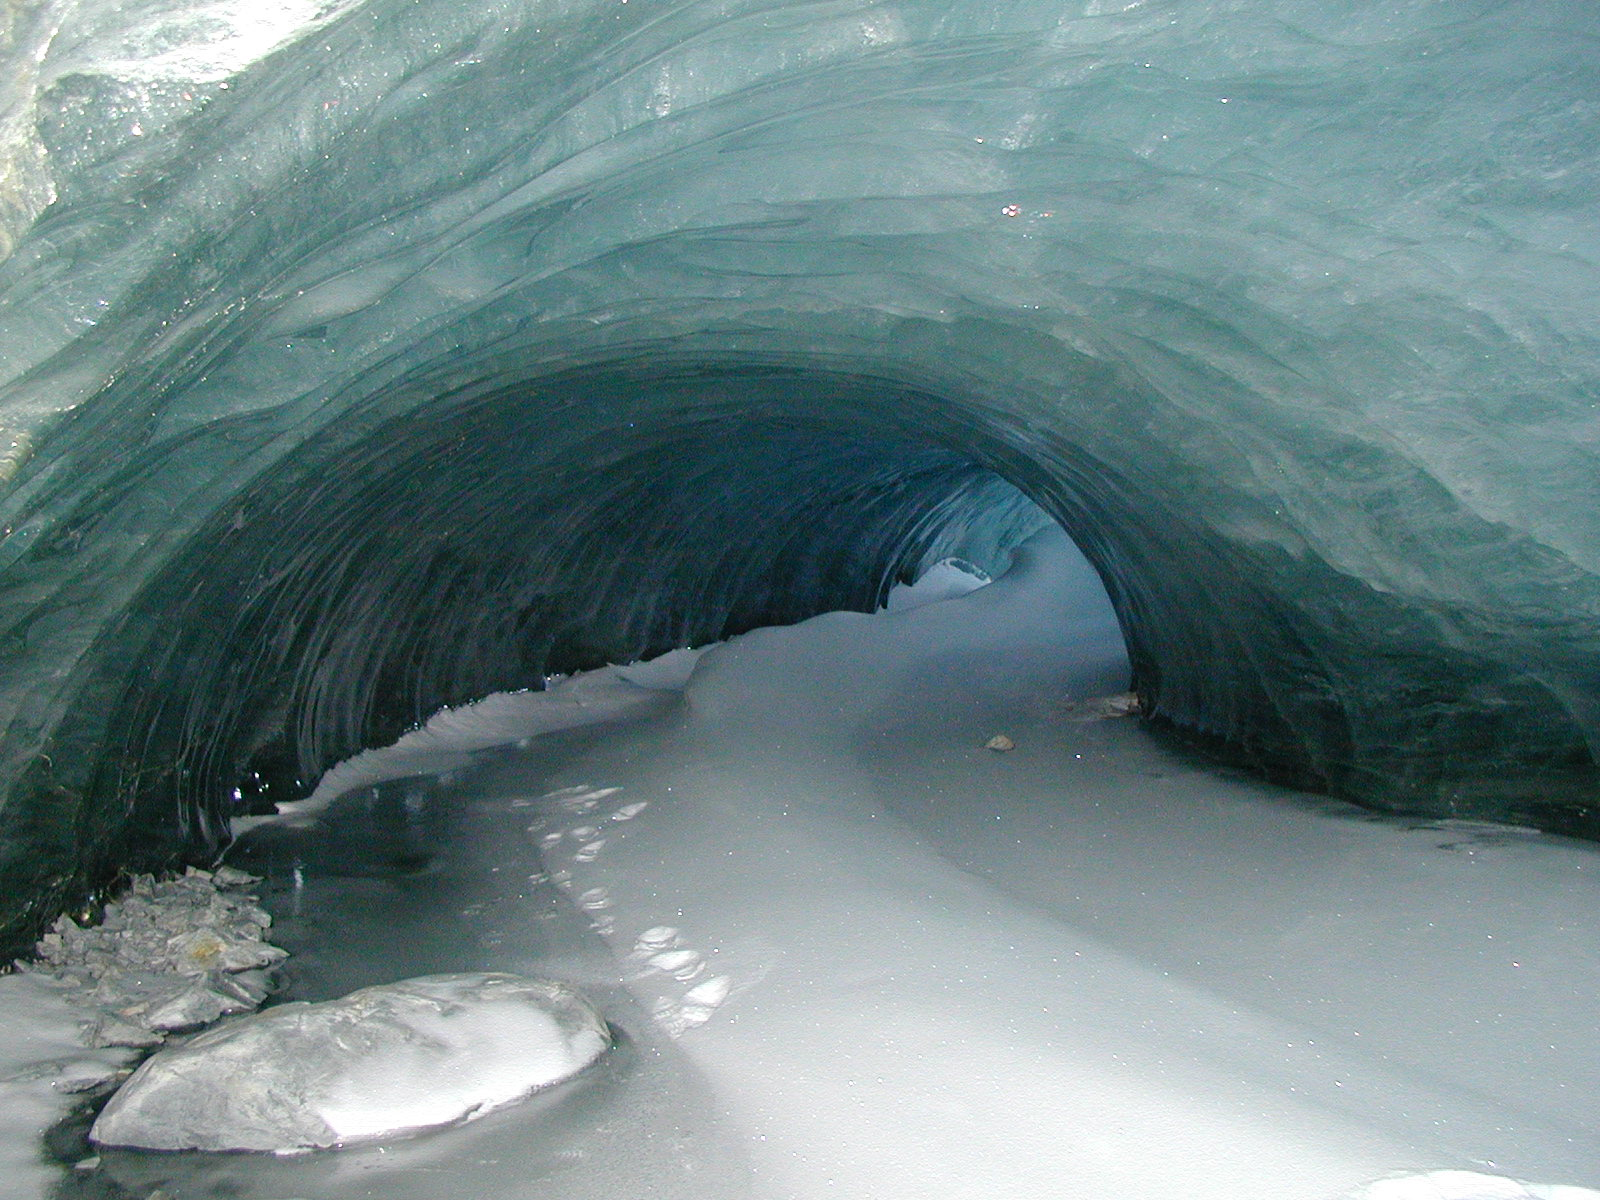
left=1, top=0, right=1598, bottom=953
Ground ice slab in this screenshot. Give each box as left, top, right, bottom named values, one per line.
left=0, top=971, right=141, bottom=1199
left=90, top=972, right=611, bottom=1152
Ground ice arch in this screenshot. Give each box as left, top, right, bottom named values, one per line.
left=1, top=0, right=1598, bottom=950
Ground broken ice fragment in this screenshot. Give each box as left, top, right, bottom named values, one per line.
left=143, top=983, right=230, bottom=1032
left=53, top=1059, right=128, bottom=1093
left=91, top=973, right=611, bottom=1152
left=85, top=1017, right=163, bottom=1049
left=166, top=929, right=227, bottom=972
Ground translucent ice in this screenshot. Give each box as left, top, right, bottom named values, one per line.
left=90, top=972, right=611, bottom=1152
left=0, top=0, right=1598, bottom=951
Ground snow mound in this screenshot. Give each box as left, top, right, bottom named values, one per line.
left=1349, top=1171, right=1600, bottom=1200
left=90, top=972, right=611, bottom=1152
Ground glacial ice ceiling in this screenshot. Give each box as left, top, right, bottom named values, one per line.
left=0, top=0, right=1597, bottom=951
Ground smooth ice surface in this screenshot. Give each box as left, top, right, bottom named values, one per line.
left=91, top=971, right=611, bottom=1152
left=1352, top=1173, right=1600, bottom=1200
left=153, top=529, right=1598, bottom=1200
left=517, top=530, right=1600, bottom=1198
left=2, top=0, right=1600, bottom=946
left=0, top=971, right=140, bottom=1199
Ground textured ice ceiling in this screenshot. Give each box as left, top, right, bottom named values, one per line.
left=0, top=0, right=1597, bottom=950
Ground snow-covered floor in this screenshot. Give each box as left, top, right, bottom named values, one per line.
left=14, top=528, right=1600, bottom=1199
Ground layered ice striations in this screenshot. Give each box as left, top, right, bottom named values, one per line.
left=0, top=0, right=1598, bottom=946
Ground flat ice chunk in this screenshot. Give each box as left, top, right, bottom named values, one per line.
left=90, top=973, right=610, bottom=1153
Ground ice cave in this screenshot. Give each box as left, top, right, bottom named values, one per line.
left=1, top=0, right=1599, bottom=1197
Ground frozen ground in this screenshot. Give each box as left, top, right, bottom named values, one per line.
left=10, top=528, right=1600, bottom=1199
left=1, top=867, right=288, bottom=1199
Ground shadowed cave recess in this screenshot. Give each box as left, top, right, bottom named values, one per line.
left=0, top=0, right=1598, bottom=955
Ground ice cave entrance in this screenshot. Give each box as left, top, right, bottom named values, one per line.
left=3, top=0, right=1600, bottom=1190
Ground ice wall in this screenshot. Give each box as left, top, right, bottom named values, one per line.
left=0, top=0, right=1597, bottom=949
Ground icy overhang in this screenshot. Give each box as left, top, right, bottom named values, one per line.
left=1, top=0, right=1598, bottom=950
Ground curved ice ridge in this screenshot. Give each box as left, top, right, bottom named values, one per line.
left=254, top=646, right=705, bottom=829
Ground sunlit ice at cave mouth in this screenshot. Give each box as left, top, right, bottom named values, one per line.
left=2, top=0, right=1600, bottom=1197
